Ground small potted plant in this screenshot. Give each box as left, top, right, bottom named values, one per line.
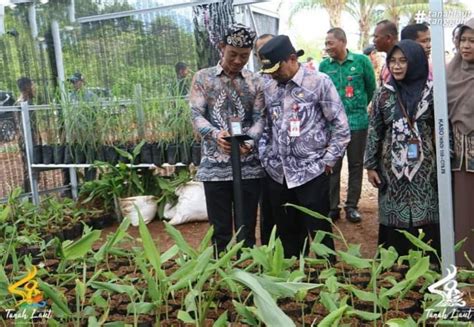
left=81, top=140, right=160, bottom=226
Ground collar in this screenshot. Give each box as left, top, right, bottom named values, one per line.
left=288, top=64, right=305, bottom=87
left=329, top=49, right=354, bottom=64
left=215, top=61, right=250, bottom=78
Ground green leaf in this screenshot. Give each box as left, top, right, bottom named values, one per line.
left=254, top=276, right=321, bottom=298
left=318, top=304, right=348, bottom=327
left=386, top=317, right=417, bottom=327
left=62, top=230, right=101, bottom=260
left=132, top=140, right=146, bottom=158
left=319, top=268, right=336, bottom=279
left=138, top=213, right=165, bottom=279
left=177, top=310, right=195, bottom=323
left=338, top=250, right=371, bottom=269
left=113, top=145, right=133, bottom=162
left=455, top=237, right=467, bottom=252
left=285, top=203, right=330, bottom=222
left=396, top=229, right=437, bottom=253
left=38, top=280, right=72, bottom=316
left=405, top=256, right=429, bottom=281
left=104, top=322, right=125, bottom=327
left=164, top=222, right=197, bottom=258
left=320, top=291, right=338, bottom=312
left=347, top=243, right=362, bottom=257
left=127, top=302, right=154, bottom=314
left=381, top=280, right=410, bottom=299
left=198, top=226, right=214, bottom=254
left=325, top=276, right=339, bottom=294
left=381, top=247, right=399, bottom=269
left=161, top=244, right=179, bottom=263
left=90, top=281, right=136, bottom=297
left=213, top=310, right=228, bottom=327
left=347, top=309, right=381, bottom=321
left=75, top=279, right=86, bottom=303
left=94, top=218, right=130, bottom=261
left=231, top=270, right=295, bottom=327
left=350, top=286, right=378, bottom=302
left=270, top=239, right=285, bottom=276
left=232, top=300, right=259, bottom=326
left=311, top=242, right=336, bottom=257
left=87, top=317, right=99, bottom=327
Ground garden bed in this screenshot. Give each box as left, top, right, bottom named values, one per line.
left=1, top=211, right=472, bottom=326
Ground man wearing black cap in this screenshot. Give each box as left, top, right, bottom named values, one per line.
left=258, top=35, right=350, bottom=258
left=68, top=72, right=97, bottom=103
left=190, top=23, right=265, bottom=255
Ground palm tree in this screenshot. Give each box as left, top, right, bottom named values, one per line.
left=383, top=0, right=465, bottom=29
left=289, top=0, right=349, bottom=28
left=345, top=0, right=383, bottom=49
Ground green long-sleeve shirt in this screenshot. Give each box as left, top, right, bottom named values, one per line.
left=319, top=50, right=376, bottom=131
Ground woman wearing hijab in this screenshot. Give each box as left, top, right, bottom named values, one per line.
left=447, top=18, right=474, bottom=267
left=364, top=40, right=440, bottom=259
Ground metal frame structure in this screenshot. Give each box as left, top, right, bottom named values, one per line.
left=76, top=0, right=270, bottom=24
left=429, top=0, right=455, bottom=271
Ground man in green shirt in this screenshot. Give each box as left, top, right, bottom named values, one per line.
left=319, top=27, right=376, bottom=223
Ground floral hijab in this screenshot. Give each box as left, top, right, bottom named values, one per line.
left=386, top=40, right=432, bottom=181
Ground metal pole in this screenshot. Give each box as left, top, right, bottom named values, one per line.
left=230, top=137, right=244, bottom=243
left=20, top=102, right=39, bottom=205
left=134, top=84, right=146, bottom=139
left=51, top=20, right=66, bottom=102
left=68, top=0, right=76, bottom=24
left=52, top=19, right=78, bottom=199
left=429, top=0, right=455, bottom=272
left=0, top=5, right=4, bottom=36
left=28, top=3, right=38, bottom=39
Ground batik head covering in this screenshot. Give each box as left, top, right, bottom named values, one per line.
left=223, top=23, right=256, bottom=48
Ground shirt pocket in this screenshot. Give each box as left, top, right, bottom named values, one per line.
left=347, top=73, right=365, bottom=101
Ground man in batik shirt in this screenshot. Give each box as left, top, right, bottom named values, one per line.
left=190, top=24, right=265, bottom=255
left=258, top=35, right=350, bottom=258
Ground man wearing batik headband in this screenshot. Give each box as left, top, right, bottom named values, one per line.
left=258, top=35, right=350, bottom=259
left=190, top=23, right=265, bottom=255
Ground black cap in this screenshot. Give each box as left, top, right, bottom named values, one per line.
left=68, top=72, right=84, bottom=83
left=363, top=44, right=376, bottom=55
left=258, top=35, right=304, bottom=73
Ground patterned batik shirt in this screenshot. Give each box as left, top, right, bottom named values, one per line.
left=259, top=65, right=351, bottom=189
left=190, top=63, right=266, bottom=182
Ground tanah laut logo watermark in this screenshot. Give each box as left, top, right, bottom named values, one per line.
left=426, top=265, right=473, bottom=321
left=5, top=265, right=52, bottom=320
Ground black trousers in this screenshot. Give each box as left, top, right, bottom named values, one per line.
left=203, top=179, right=261, bottom=254
left=330, top=129, right=368, bottom=211
left=267, top=173, right=335, bottom=259
left=259, top=177, right=275, bottom=245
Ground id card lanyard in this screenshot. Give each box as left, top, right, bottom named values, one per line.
left=289, top=103, right=301, bottom=137
left=396, top=94, right=420, bottom=161
left=223, top=78, right=243, bottom=136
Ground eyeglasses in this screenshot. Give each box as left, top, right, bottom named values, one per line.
left=388, top=58, right=408, bottom=67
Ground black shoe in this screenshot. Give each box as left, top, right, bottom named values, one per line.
left=328, top=210, right=341, bottom=221
left=345, top=208, right=362, bottom=223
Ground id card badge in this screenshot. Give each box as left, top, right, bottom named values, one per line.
left=407, top=138, right=420, bottom=161
left=289, top=118, right=301, bottom=137
left=229, top=116, right=243, bottom=136
left=345, top=85, right=354, bottom=98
